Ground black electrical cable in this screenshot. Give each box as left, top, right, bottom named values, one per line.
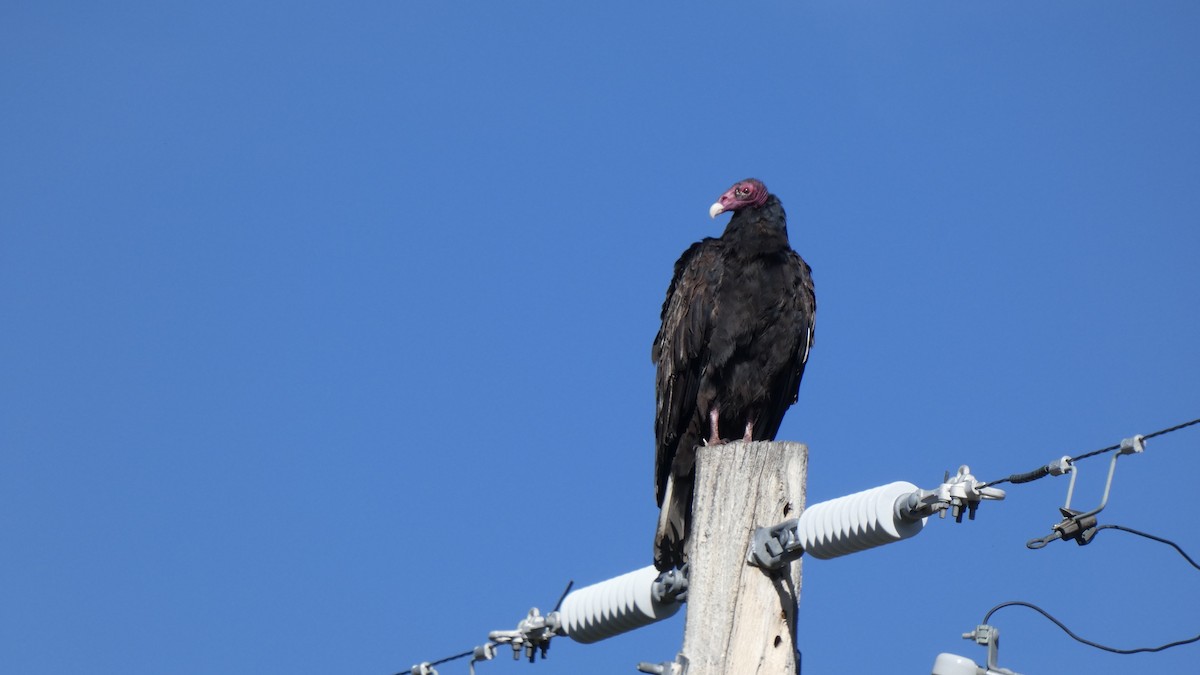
left=1064, top=441, right=1122, bottom=464
left=983, top=463, right=1054, bottom=488
left=1142, top=416, right=1200, bottom=442
left=983, top=600, right=1200, bottom=655
left=429, top=649, right=475, bottom=667
left=396, top=647, right=476, bottom=675
left=553, top=579, right=575, bottom=613
left=1073, top=416, right=1200, bottom=462
left=401, top=581, right=574, bottom=675
left=985, top=526, right=1200, bottom=653
left=1093, top=524, right=1200, bottom=572
left=980, top=415, right=1200, bottom=488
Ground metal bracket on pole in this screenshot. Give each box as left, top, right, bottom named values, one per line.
left=636, top=660, right=684, bottom=675
left=747, top=518, right=805, bottom=570
left=652, top=565, right=689, bottom=604
left=1027, top=435, right=1144, bottom=549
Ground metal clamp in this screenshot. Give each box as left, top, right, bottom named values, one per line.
left=1027, top=435, right=1145, bottom=549
left=896, top=465, right=1007, bottom=523
left=488, top=608, right=560, bottom=663
left=653, top=565, right=689, bottom=604
left=962, top=625, right=1021, bottom=675
left=468, top=644, right=496, bottom=675
left=747, top=518, right=805, bottom=570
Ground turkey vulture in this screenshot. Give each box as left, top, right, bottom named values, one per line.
left=652, top=178, right=816, bottom=571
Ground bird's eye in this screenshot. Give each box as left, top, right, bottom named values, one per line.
left=736, top=187, right=749, bottom=196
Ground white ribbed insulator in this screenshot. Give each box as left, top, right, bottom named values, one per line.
left=557, top=565, right=682, bottom=644
left=797, top=481, right=925, bottom=559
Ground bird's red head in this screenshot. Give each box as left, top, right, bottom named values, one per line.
left=709, top=178, right=769, bottom=218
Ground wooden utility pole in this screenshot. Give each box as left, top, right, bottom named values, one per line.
left=678, top=440, right=807, bottom=674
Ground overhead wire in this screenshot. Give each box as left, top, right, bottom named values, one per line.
left=982, top=600, right=1200, bottom=655
left=400, top=579, right=574, bottom=675
left=552, top=580, right=574, bottom=613
left=395, top=647, right=476, bottom=675
left=1142, top=416, right=1200, bottom=441
left=979, top=415, right=1200, bottom=488
left=976, top=422, right=1200, bottom=661
left=1092, top=524, right=1200, bottom=572
left=398, top=420, right=1199, bottom=673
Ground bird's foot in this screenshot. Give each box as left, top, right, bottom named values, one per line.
left=742, top=420, right=755, bottom=443
left=707, top=408, right=724, bottom=447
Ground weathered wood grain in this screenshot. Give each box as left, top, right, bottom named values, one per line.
left=679, top=440, right=807, bottom=675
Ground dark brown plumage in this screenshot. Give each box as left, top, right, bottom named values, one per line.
left=652, top=178, right=816, bottom=571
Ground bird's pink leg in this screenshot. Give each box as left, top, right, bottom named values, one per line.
left=742, top=418, right=755, bottom=442
left=707, top=407, right=722, bottom=446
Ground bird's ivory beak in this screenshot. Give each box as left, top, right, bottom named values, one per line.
left=709, top=202, right=725, bottom=219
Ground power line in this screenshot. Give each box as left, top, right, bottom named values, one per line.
left=428, top=650, right=475, bottom=667
left=974, top=525, right=1199, bottom=665
left=397, top=648, right=476, bottom=675
left=1093, top=524, right=1200, bottom=572
left=1135, top=415, right=1200, bottom=441
left=398, top=578, right=576, bottom=672
left=552, top=580, right=574, bottom=613
left=399, top=420, right=1200, bottom=673
left=981, top=600, right=1200, bottom=655
left=1070, top=415, right=1200, bottom=461
left=980, top=415, right=1200, bottom=488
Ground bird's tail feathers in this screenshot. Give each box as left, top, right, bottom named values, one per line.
left=653, top=450, right=695, bottom=572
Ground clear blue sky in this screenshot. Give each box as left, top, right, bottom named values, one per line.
left=4, top=2, right=1199, bottom=674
